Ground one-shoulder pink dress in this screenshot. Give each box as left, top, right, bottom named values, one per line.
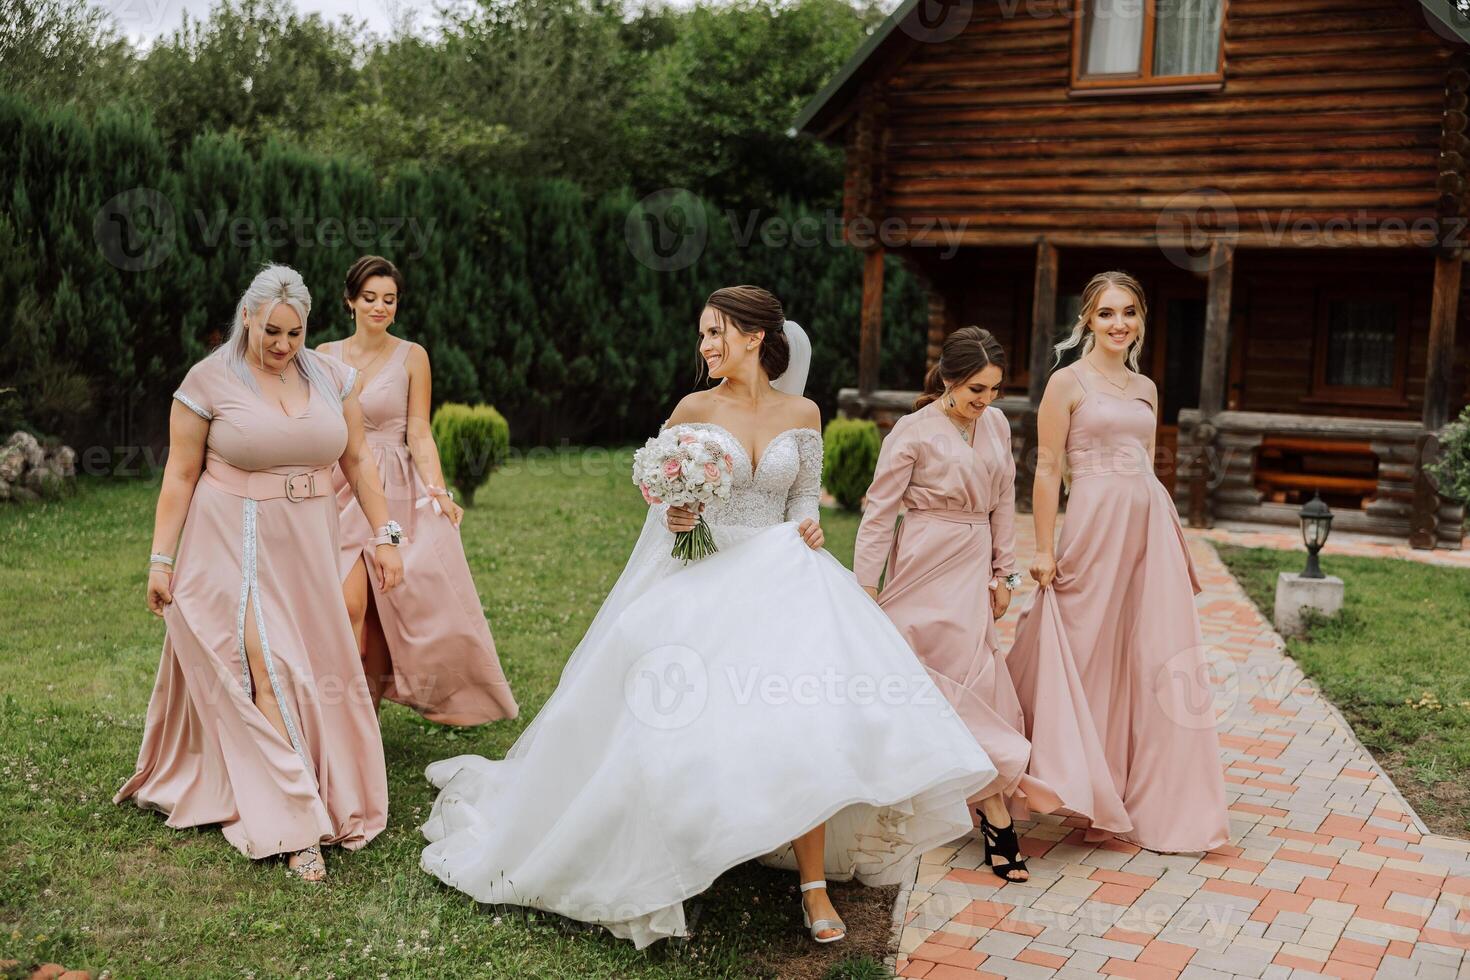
left=116, top=351, right=388, bottom=859
left=854, top=401, right=1062, bottom=813
left=321, top=338, right=517, bottom=727
left=1007, top=366, right=1230, bottom=853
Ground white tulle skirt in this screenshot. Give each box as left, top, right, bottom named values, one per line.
left=421, top=518, right=997, bottom=948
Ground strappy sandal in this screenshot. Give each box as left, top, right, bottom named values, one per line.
left=979, top=812, right=1030, bottom=883
left=286, top=844, right=326, bottom=883
left=799, top=879, right=846, bottom=944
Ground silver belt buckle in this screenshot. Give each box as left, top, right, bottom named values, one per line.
left=284, top=471, right=315, bottom=502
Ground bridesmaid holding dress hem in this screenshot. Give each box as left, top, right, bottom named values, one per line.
left=119, top=264, right=401, bottom=882
left=1007, top=270, right=1229, bottom=854
left=853, top=327, right=1062, bottom=883
left=319, top=255, right=518, bottom=728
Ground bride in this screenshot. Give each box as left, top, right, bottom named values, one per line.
left=420, top=285, right=998, bottom=948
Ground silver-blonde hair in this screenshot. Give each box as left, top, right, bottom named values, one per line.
left=1052, top=270, right=1148, bottom=372
left=219, top=263, right=344, bottom=412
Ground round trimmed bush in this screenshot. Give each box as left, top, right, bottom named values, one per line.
left=432, top=403, right=510, bottom=507
left=822, top=417, right=881, bottom=511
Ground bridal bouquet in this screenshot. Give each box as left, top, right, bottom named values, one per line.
left=632, top=426, right=735, bottom=563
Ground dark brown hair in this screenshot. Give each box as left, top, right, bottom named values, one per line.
left=914, top=326, right=1008, bottom=410
left=701, top=285, right=790, bottom=384
left=343, top=255, right=404, bottom=314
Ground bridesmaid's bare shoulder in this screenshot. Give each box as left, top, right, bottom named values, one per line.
left=1043, top=364, right=1085, bottom=410
left=404, top=341, right=431, bottom=372
left=1133, top=372, right=1159, bottom=408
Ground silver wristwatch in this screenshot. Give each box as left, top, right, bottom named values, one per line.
left=371, top=520, right=403, bottom=546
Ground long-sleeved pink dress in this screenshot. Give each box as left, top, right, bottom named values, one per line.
left=320, top=338, right=517, bottom=727
left=1006, top=366, right=1230, bottom=853
left=854, top=401, right=1060, bottom=810
left=116, top=351, right=388, bottom=859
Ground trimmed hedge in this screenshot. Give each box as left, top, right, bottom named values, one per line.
left=821, top=416, right=881, bottom=511
left=0, top=91, right=929, bottom=456
left=432, top=403, right=511, bottom=507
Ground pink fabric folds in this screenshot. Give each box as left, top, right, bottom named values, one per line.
left=1007, top=370, right=1229, bottom=854
left=855, top=402, right=1057, bottom=809
left=324, top=338, right=517, bottom=727
left=116, top=351, right=388, bottom=858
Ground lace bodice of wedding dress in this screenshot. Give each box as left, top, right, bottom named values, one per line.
left=694, top=423, right=823, bottom=528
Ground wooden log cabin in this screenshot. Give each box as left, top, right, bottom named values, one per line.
left=796, top=0, right=1470, bottom=547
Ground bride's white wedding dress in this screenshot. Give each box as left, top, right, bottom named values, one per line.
left=420, top=419, right=998, bottom=948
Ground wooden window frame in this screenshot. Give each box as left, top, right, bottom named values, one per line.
left=1070, top=0, right=1227, bottom=94
left=1306, top=290, right=1411, bottom=408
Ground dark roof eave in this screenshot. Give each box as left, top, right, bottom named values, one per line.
left=791, top=0, right=921, bottom=140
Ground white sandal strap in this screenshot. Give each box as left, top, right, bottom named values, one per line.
left=800, top=879, right=828, bottom=893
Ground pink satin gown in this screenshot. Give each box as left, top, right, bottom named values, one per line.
left=1007, top=366, right=1230, bottom=853
left=854, top=401, right=1062, bottom=812
left=321, top=338, right=517, bottom=727
left=116, top=351, right=388, bottom=858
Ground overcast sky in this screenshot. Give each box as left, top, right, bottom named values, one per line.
left=95, top=0, right=458, bottom=45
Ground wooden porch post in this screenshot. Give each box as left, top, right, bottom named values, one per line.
left=1191, top=240, right=1234, bottom=528
left=1411, top=252, right=1462, bottom=549
left=858, top=247, right=885, bottom=397
left=1019, top=239, right=1058, bottom=511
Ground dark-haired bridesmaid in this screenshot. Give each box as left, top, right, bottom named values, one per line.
left=854, top=327, right=1060, bottom=882
left=318, top=256, right=518, bottom=727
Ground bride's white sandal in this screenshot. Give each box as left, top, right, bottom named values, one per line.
left=800, top=879, right=846, bottom=943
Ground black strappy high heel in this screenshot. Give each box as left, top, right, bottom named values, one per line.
left=979, top=812, right=1029, bottom=883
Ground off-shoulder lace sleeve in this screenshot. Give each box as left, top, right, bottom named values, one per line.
left=784, top=429, right=823, bottom=524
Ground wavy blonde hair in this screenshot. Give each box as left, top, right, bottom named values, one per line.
left=1052, top=271, right=1148, bottom=372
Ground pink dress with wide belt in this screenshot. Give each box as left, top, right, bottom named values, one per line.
left=1007, top=367, right=1230, bottom=853
left=115, top=351, right=388, bottom=858
left=854, top=401, right=1062, bottom=810
left=322, top=338, right=517, bottom=727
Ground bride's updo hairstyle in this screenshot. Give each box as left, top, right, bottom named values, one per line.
left=704, top=285, right=790, bottom=383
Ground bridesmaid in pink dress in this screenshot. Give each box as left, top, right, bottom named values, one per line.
left=318, top=256, right=517, bottom=727
left=1008, top=270, right=1229, bottom=853
left=119, top=264, right=403, bottom=881
left=854, top=327, right=1061, bottom=883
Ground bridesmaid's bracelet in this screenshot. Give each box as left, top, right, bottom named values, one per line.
left=426, top=484, right=455, bottom=501
left=149, top=552, right=175, bottom=570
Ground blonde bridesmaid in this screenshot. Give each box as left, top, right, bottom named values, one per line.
left=1008, top=270, right=1229, bottom=853
left=854, top=327, right=1060, bottom=882
left=119, top=264, right=402, bottom=881
left=318, top=255, right=517, bottom=727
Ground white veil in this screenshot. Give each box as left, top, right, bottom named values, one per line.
left=771, top=320, right=810, bottom=397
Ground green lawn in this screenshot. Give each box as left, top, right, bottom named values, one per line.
left=1216, top=545, right=1470, bottom=836
left=0, top=447, right=892, bottom=980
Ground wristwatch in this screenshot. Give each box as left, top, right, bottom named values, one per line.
left=1004, top=572, right=1023, bottom=590
left=371, top=520, right=404, bottom=546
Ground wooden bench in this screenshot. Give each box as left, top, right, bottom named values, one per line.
left=1254, top=436, right=1378, bottom=505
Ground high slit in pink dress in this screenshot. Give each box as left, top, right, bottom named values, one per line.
left=116, top=351, right=388, bottom=858
left=854, top=401, right=1061, bottom=813
left=1007, top=366, right=1230, bottom=853
left=321, top=338, right=517, bottom=727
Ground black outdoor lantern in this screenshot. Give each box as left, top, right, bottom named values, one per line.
left=1299, top=492, right=1334, bottom=580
